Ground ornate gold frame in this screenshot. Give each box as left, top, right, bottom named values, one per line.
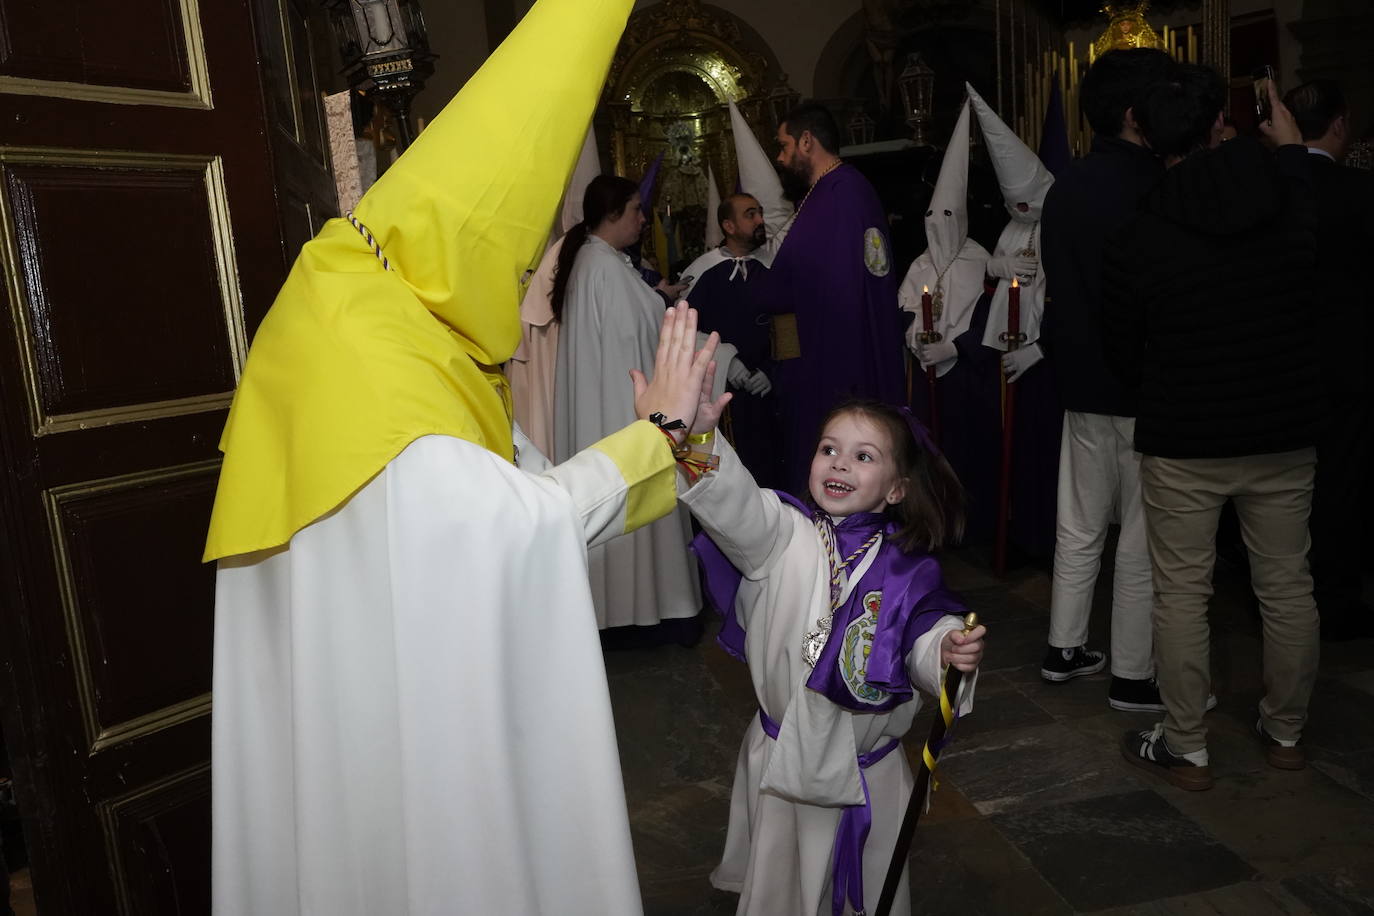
left=0, top=0, right=213, bottom=110
left=0, top=146, right=247, bottom=437
left=43, top=460, right=221, bottom=756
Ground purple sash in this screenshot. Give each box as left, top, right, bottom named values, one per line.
left=758, top=709, right=899, bottom=916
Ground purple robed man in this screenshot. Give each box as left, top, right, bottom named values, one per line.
left=762, top=102, right=905, bottom=489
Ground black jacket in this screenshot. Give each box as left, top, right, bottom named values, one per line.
left=1041, top=136, right=1163, bottom=416
left=1309, top=153, right=1374, bottom=401
left=1102, top=139, right=1323, bottom=459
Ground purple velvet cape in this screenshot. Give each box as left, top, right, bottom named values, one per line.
left=692, top=491, right=965, bottom=712
left=758, top=165, right=907, bottom=490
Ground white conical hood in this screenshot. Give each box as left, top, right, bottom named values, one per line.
left=560, top=125, right=601, bottom=233
left=925, top=97, right=971, bottom=271
left=966, top=82, right=1054, bottom=222
left=729, top=99, right=791, bottom=236
left=705, top=162, right=724, bottom=248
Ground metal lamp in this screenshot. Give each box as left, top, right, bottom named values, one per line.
left=766, top=79, right=802, bottom=130
left=897, top=53, right=935, bottom=147
left=847, top=109, right=877, bottom=147
left=325, top=0, right=435, bottom=150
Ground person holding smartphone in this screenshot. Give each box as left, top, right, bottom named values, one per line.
left=1103, top=66, right=1323, bottom=789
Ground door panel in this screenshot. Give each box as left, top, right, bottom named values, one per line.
left=0, top=0, right=336, bottom=911
left=2, top=151, right=244, bottom=432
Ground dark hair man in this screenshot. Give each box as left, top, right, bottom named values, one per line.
left=1105, top=65, right=1322, bottom=789
left=1038, top=49, right=1175, bottom=712
left=758, top=101, right=905, bottom=489
left=1282, top=79, right=1374, bottom=640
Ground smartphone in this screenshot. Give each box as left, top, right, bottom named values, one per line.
left=1253, top=65, right=1277, bottom=122
left=678, top=274, right=694, bottom=287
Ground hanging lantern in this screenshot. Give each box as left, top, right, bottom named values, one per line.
left=897, top=53, right=936, bottom=147
left=324, top=0, right=436, bottom=150
left=847, top=109, right=877, bottom=147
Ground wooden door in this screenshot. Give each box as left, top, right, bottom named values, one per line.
left=0, top=0, right=338, bottom=911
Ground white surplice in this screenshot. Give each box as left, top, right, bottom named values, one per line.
left=554, top=235, right=724, bottom=628
left=680, top=438, right=975, bottom=916
left=212, top=428, right=664, bottom=916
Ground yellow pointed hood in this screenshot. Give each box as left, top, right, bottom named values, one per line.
left=204, top=0, right=634, bottom=562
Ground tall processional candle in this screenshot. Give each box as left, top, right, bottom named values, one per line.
left=1007, top=276, right=1020, bottom=349
left=919, top=284, right=941, bottom=445
left=993, top=276, right=1021, bottom=576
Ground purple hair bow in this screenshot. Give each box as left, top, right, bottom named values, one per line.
left=898, top=406, right=940, bottom=457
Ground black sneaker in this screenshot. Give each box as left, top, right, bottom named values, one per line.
left=1121, top=723, right=1214, bottom=791
left=1255, top=719, right=1305, bottom=771
left=1108, top=677, right=1220, bottom=713
left=1040, top=645, right=1106, bottom=683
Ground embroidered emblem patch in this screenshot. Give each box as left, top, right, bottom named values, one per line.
left=839, top=590, right=889, bottom=705
left=863, top=228, right=890, bottom=277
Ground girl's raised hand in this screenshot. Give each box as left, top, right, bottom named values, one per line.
left=630, top=302, right=720, bottom=439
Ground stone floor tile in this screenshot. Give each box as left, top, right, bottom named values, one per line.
left=938, top=722, right=1141, bottom=816
left=1092, top=880, right=1314, bottom=915
left=630, top=781, right=733, bottom=886
left=1303, top=677, right=1374, bottom=755
left=991, top=789, right=1255, bottom=912
left=1281, top=870, right=1374, bottom=916
left=641, top=874, right=739, bottom=916
left=907, top=817, right=1071, bottom=916
left=974, top=613, right=1060, bottom=674
left=1311, top=748, right=1374, bottom=802
left=1001, top=662, right=1119, bottom=722
left=951, top=670, right=1057, bottom=738
left=1161, top=755, right=1374, bottom=881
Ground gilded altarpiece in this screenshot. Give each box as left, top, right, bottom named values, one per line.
left=601, top=0, right=783, bottom=269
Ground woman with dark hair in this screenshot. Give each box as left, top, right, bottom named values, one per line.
left=554, top=174, right=737, bottom=639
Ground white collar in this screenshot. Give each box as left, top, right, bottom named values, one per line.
left=1306, top=146, right=1336, bottom=161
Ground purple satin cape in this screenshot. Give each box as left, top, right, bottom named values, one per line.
left=691, top=491, right=966, bottom=713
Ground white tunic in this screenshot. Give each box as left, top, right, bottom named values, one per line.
left=680, top=439, right=975, bottom=916
left=212, top=429, right=661, bottom=915
left=554, top=235, right=703, bottom=628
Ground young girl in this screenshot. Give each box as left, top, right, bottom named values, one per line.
left=680, top=398, right=985, bottom=916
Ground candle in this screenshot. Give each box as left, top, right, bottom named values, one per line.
left=1008, top=277, right=1021, bottom=346
left=921, top=284, right=935, bottom=339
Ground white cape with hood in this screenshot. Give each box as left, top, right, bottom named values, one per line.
left=966, top=83, right=1054, bottom=351
left=898, top=98, right=988, bottom=377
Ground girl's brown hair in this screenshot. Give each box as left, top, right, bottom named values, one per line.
left=817, top=400, right=966, bottom=553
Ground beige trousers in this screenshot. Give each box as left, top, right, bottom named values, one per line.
left=1140, top=448, right=1319, bottom=754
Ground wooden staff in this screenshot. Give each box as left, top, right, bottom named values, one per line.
left=874, top=612, right=981, bottom=916
left=919, top=285, right=942, bottom=447
left=993, top=278, right=1024, bottom=576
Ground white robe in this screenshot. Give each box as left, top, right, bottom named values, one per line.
left=212, top=427, right=665, bottom=916
left=680, top=438, right=976, bottom=916
left=554, top=235, right=709, bottom=628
